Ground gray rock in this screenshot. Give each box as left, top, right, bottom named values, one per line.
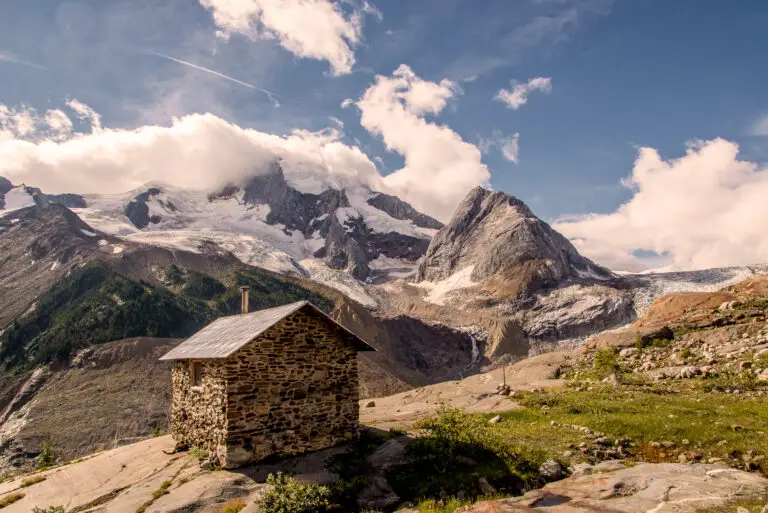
left=539, top=459, right=567, bottom=481
left=461, top=463, right=768, bottom=512
left=415, top=187, right=616, bottom=291
left=357, top=476, right=400, bottom=510
left=367, top=192, right=443, bottom=230
left=125, top=187, right=163, bottom=229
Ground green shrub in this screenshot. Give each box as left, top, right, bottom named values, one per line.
left=680, top=347, right=693, bottom=359
left=37, top=441, right=55, bottom=470
left=255, top=473, right=331, bottom=513
left=31, top=507, right=64, bottom=513
left=182, top=271, right=226, bottom=300
left=189, top=446, right=208, bottom=461
left=164, top=264, right=184, bottom=285
left=593, top=347, right=620, bottom=377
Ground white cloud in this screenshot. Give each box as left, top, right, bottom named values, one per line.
left=750, top=115, right=768, bottom=136
left=495, top=76, right=552, bottom=110
left=352, top=64, right=490, bottom=219
left=0, top=106, right=382, bottom=200
left=0, top=104, right=74, bottom=142
left=555, top=138, right=768, bottom=272
left=1, top=74, right=487, bottom=222
left=66, top=99, right=102, bottom=131
left=199, top=0, right=377, bottom=75
left=479, top=130, right=520, bottom=163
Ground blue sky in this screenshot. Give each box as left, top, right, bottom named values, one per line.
left=1, top=0, right=768, bottom=271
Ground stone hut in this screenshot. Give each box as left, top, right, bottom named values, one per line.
left=159, top=299, right=374, bottom=468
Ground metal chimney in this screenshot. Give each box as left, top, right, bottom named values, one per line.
left=239, top=286, right=250, bottom=314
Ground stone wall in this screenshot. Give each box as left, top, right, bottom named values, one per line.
left=168, top=307, right=361, bottom=468
left=169, top=360, right=228, bottom=463
left=223, top=308, right=360, bottom=467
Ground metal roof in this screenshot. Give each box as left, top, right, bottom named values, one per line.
left=159, top=300, right=374, bottom=361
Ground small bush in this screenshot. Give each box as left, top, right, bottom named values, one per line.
left=593, top=347, right=621, bottom=377
left=0, top=493, right=24, bottom=508
left=189, top=446, right=208, bottom=461
left=218, top=500, right=246, bottom=513
left=37, top=441, right=55, bottom=470
left=389, top=427, right=407, bottom=436
left=255, top=473, right=331, bottom=513
left=31, top=508, right=64, bottom=513
left=20, top=475, right=46, bottom=487
left=680, top=347, right=693, bottom=359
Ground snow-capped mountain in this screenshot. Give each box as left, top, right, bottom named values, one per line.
left=1, top=163, right=442, bottom=304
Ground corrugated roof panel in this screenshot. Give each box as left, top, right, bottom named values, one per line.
left=159, top=300, right=374, bottom=361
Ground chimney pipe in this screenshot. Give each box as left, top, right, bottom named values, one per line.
left=239, top=286, right=250, bottom=314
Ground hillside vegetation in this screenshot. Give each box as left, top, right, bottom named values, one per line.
left=0, top=260, right=332, bottom=372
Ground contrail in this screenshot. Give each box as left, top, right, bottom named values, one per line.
left=150, top=51, right=280, bottom=106
left=0, top=51, right=48, bottom=71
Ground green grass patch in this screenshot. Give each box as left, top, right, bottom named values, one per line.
left=517, top=385, right=768, bottom=470
left=695, top=496, right=768, bottom=512
left=152, top=480, right=172, bottom=499
left=415, top=496, right=499, bottom=513
left=0, top=493, right=24, bottom=508
left=217, top=500, right=247, bottom=513
left=386, top=409, right=546, bottom=505
left=20, top=475, right=46, bottom=487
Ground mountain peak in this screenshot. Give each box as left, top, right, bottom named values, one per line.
left=416, top=187, right=614, bottom=296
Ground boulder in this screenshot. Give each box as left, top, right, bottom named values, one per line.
left=458, top=463, right=768, bottom=512
left=539, top=459, right=567, bottom=481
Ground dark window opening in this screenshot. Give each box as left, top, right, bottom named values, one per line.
left=190, top=361, right=202, bottom=387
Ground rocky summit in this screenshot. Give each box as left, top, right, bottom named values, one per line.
left=417, top=186, right=615, bottom=295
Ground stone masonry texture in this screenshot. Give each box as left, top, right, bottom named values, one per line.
left=169, top=308, right=360, bottom=468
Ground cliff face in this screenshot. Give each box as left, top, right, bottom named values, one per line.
left=417, top=187, right=615, bottom=295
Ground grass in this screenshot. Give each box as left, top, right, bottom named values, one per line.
left=695, top=496, right=768, bottom=512
left=386, top=408, right=547, bottom=506
left=136, top=479, right=173, bottom=513
left=20, top=475, right=47, bottom=487
left=152, top=480, right=172, bottom=499
left=189, top=446, right=208, bottom=461
left=0, top=493, right=24, bottom=508
left=415, top=497, right=483, bottom=513
left=217, top=500, right=247, bottom=513
left=516, top=384, right=768, bottom=471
